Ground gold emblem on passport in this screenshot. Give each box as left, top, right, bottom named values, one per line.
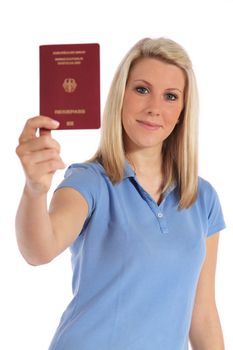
left=63, top=78, right=77, bottom=93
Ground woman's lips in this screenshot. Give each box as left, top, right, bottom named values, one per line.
left=137, top=120, right=162, bottom=130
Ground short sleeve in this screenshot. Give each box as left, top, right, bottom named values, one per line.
left=55, top=163, right=100, bottom=218
left=202, top=181, right=226, bottom=237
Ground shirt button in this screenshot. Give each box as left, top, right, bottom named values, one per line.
left=157, top=212, right=163, bottom=218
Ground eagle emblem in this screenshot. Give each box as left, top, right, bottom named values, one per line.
left=63, top=78, right=77, bottom=93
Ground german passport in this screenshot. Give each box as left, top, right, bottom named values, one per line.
left=40, top=43, right=100, bottom=129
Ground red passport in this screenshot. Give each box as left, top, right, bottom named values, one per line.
left=40, top=43, right=100, bottom=129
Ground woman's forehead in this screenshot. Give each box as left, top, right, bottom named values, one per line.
left=128, top=57, right=186, bottom=90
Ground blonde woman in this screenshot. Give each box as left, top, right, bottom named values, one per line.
left=16, top=38, right=226, bottom=350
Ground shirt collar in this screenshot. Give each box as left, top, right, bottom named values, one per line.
left=98, top=160, right=176, bottom=193
left=124, top=160, right=136, bottom=179
left=124, top=160, right=177, bottom=194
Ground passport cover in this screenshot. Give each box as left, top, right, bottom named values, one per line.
left=40, top=43, right=100, bottom=129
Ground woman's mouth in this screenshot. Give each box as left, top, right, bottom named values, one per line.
left=137, top=120, right=162, bottom=131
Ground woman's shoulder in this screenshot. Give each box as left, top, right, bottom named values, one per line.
left=197, top=177, right=226, bottom=235
left=197, top=176, right=223, bottom=210
left=56, top=161, right=108, bottom=205
left=64, top=161, right=105, bottom=179
left=198, top=176, right=213, bottom=190
left=197, top=176, right=219, bottom=197
left=56, top=161, right=106, bottom=194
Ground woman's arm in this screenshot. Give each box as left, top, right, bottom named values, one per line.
left=189, top=233, right=225, bottom=350
left=15, top=116, right=88, bottom=265
left=16, top=186, right=88, bottom=266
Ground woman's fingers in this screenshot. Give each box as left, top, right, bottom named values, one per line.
left=17, top=134, right=61, bottom=155
left=16, top=116, right=65, bottom=194
left=25, top=159, right=66, bottom=182
left=21, top=148, right=63, bottom=166
left=19, top=116, right=60, bottom=143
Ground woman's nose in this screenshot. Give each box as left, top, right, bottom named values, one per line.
left=145, top=95, right=162, bottom=116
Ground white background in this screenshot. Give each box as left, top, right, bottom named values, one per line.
left=0, top=0, right=232, bottom=349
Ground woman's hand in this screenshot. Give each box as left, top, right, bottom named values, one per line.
left=16, top=116, right=66, bottom=195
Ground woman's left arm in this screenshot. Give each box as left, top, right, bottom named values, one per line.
left=189, top=233, right=225, bottom=350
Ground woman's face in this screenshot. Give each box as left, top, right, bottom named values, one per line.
left=122, top=57, right=185, bottom=153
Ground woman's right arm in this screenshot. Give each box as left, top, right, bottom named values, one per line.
left=15, top=116, right=88, bottom=266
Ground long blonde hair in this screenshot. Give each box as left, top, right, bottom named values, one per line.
left=91, top=37, right=199, bottom=208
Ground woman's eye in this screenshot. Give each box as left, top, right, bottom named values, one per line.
left=165, top=93, right=177, bottom=101
left=135, top=86, right=150, bottom=94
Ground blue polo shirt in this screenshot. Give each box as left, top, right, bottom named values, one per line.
left=49, top=161, right=225, bottom=350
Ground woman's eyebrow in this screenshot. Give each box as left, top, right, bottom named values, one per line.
left=164, top=88, right=183, bottom=93
left=133, top=79, right=153, bottom=86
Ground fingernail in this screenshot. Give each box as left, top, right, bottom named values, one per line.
left=52, top=119, right=60, bottom=127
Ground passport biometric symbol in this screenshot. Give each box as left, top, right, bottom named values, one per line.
left=63, top=78, right=77, bottom=93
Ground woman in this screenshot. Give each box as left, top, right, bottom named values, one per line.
left=16, top=38, right=226, bottom=349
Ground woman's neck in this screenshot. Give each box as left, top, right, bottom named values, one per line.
left=126, top=147, right=164, bottom=203
left=126, top=147, right=162, bottom=178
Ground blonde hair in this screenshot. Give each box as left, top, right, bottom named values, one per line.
left=91, top=37, right=199, bottom=208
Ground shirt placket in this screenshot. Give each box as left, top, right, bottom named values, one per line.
left=131, top=178, right=169, bottom=234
